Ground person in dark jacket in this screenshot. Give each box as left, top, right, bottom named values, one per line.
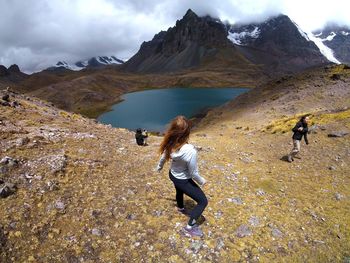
left=135, top=128, right=148, bottom=146
left=287, top=116, right=310, bottom=162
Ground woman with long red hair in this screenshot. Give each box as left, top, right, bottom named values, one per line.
left=157, top=116, right=208, bottom=237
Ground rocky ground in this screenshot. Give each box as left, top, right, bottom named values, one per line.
left=0, top=65, right=349, bottom=262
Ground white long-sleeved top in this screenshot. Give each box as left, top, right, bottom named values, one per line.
left=157, top=143, right=206, bottom=185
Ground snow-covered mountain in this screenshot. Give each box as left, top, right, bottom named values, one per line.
left=227, top=15, right=313, bottom=47
left=227, top=16, right=350, bottom=66
left=225, top=15, right=327, bottom=73
left=311, top=25, right=350, bottom=64
left=50, top=56, right=124, bottom=71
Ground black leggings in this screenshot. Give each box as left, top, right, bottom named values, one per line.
left=169, top=171, right=208, bottom=226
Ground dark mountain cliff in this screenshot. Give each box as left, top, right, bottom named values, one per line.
left=123, top=9, right=252, bottom=73
left=124, top=11, right=329, bottom=75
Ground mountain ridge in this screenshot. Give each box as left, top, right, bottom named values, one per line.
left=124, top=11, right=329, bottom=75
left=47, top=56, right=124, bottom=72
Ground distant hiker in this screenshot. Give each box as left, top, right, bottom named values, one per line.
left=142, top=129, right=149, bottom=146
left=157, top=116, right=208, bottom=237
left=287, top=115, right=310, bottom=162
left=135, top=128, right=148, bottom=146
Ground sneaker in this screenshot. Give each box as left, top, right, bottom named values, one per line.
left=287, top=156, right=293, bottom=163
left=182, top=225, right=204, bottom=238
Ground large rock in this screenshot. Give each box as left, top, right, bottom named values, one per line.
left=0, top=225, right=6, bottom=248
left=235, top=224, right=252, bottom=238
left=0, top=182, right=16, bottom=198
left=0, top=156, right=19, bottom=168
left=328, top=131, right=349, bottom=137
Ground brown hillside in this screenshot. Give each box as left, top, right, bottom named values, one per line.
left=0, top=64, right=349, bottom=262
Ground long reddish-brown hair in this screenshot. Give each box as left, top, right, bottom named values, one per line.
left=159, top=116, right=192, bottom=161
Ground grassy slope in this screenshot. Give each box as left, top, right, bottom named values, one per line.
left=0, top=64, right=349, bottom=262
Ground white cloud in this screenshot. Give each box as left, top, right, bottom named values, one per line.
left=0, top=0, right=349, bottom=73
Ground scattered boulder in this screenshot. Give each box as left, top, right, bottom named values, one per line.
left=235, top=224, right=252, bottom=238
left=126, top=214, right=136, bottom=220
left=0, top=166, right=8, bottom=175
left=54, top=200, right=66, bottom=211
left=328, top=131, right=349, bottom=138
left=152, top=210, right=163, bottom=217
left=256, top=189, right=266, bottom=196
left=0, top=225, right=7, bottom=248
left=335, top=193, right=344, bottom=201
left=214, top=210, right=223, bottom=219
left=271, top=227, right=284, bottom=238
left=215, top=237, right=225, bottom=251
left=227, top=197, right=243, bottom=205
left=16, top=137, right=30, bottom=147
left=2, top=94, right=10, bottom=102
left=248, top=216, right=261, bottom=227
left=0, top=182, right=16, bottom=198
left=48, top=154, right=68, bottom=174
left=46, top=180, right=60, bottom=191
left=10, top=101, right=20, bottom=108
left=308, top=124, right=327, bottom=134
left=240, top=156, right=253, bottom=163
left=190, top=240, right=204, bottom=254
left=91, top=228, right=102, bottom=236
left=0, top=156, right=19, bottom=168
left=1, top=101, right=10, bottom=107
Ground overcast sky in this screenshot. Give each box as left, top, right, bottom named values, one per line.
left=1, top=0, right=349, bottom=73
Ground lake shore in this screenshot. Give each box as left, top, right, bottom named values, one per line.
left=97, top=87, right=249, bottom=133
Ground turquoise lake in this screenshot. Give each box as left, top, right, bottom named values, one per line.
left=97, top=87, right=249, bottom=132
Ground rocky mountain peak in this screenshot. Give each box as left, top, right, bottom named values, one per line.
left=8, top=64, right=21, bottom=73
left=124, top=9, right=232, bottom=72
left=0, top=65, right=9, bottom=77
left=183, top=8, right=198, bottom=20
left=124, top=11, right=329, bottom=74
left=0, top=64, right=24, bottom=77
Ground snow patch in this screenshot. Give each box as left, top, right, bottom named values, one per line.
left=53, top=56, right=123, bottom=71
left=227, top=27, right=260, bottom=45
left=307, top=32, right=341, bottom=64
left=325, top=32, right=336, bottom=41
left=341, top=31, right=349, bottom=36
left=292, top=20, right=310, bottom=41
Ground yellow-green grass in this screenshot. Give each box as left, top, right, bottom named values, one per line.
left=263, top=109, right=350, bottom=133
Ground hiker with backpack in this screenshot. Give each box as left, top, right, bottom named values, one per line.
left=135, top=128, right=148, bottom=146
left=287, top=115, right=310, bottom=162
left=157, top=116, right=208, bottom=237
